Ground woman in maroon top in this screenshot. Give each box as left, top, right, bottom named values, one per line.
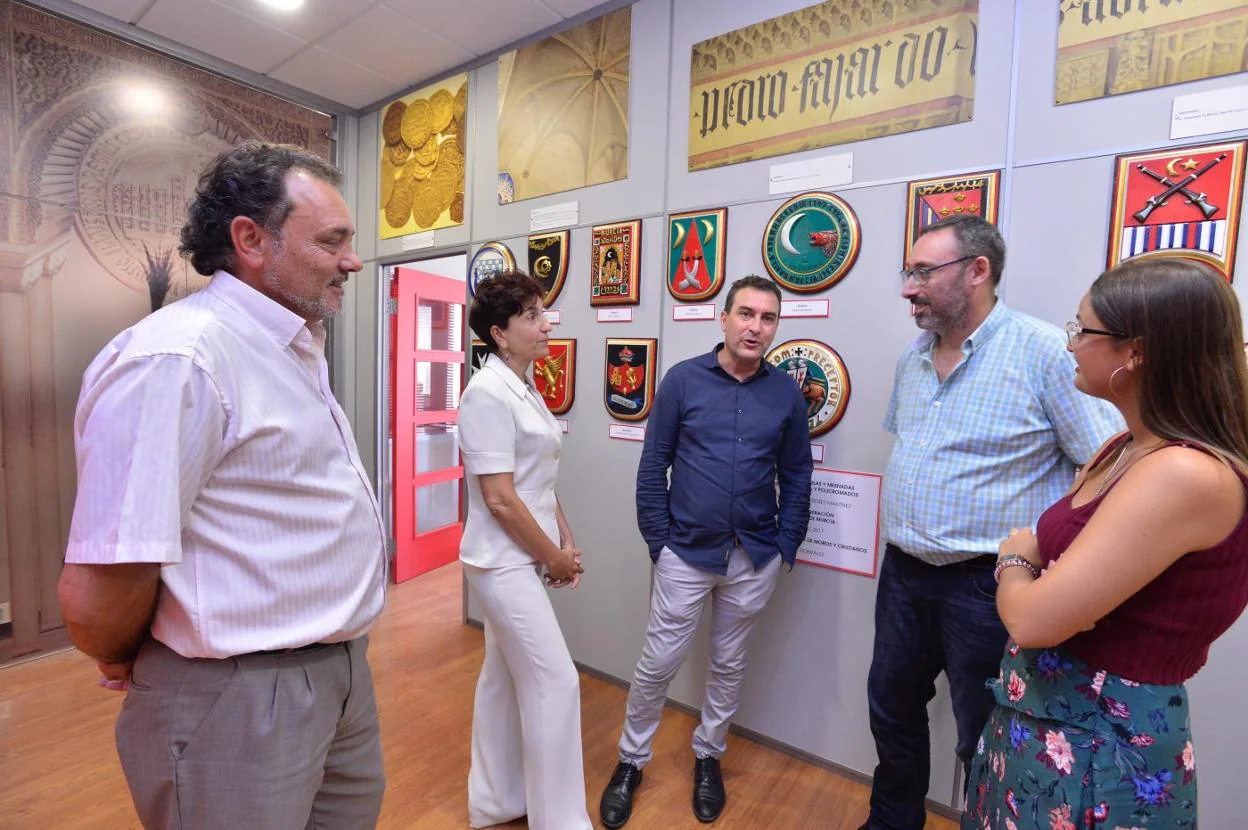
left=962, top=256, right=1248, bottom=830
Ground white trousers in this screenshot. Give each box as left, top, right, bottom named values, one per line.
left=464, top=563, right=592, bottom=830
left=618, top=546, right=782, bottom=767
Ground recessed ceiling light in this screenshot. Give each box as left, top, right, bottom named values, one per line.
left=118, top=82, right=168, bottom=118
left=259, top=0, right=305, bottom=11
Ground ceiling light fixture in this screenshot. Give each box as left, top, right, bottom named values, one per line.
left=259, top=0, right=305, bottom=11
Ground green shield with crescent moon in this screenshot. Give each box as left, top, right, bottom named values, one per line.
left=762, top=192, right=860, bottom=293
left=667, top=207, right=727, bottom=302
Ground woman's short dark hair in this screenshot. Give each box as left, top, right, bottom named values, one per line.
left=1091, top=255, right=1248, bottom=469
left=468, top=271, right=545, bottom=353
left=179, top=141, right=341, bottom=276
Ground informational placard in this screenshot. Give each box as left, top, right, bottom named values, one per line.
left=797, top=468, right=881, bottom=577
left=597, top=307, right=633, bottom=323
left=556, top=419, right=569, bottom=433
left=401, top=230, right=435, bottom=251
left=608, top=424, right=646, bottom=442
left=768, top=152, right=853, bottom=196
left=810, top=444, right=825, bottom=463
left=673, top=303, right=716, bottom=321
left=530, top=201, right=580, bottom=232
left=544, top=309, right=561, bottom=325
left=1171, top=85, right=1248, bottom=140
left=781, top=299, right=830, bottom=318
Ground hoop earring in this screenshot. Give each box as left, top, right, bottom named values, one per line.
left=1108, top=365, right=1128, bottom=398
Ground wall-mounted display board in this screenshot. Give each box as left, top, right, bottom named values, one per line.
left=1055, top=0, right=1248, bottom=105
left=688, top=0, right=978, bottom=171
left=535, top=339, right=577, bottom=415
left=528, top=230, right=570, bottom=306
left=604, top=338, right=657, bottom=421
left=902, top=170, right=1001, bottom=265
left=766, top=339, right=851, bottom=436
left=378, top=74, right=467, bottom=239
left=667, top=207, right=727, bottom=302
left=763, top=192, right=861, bottom=293
left=1107, top=139, right=1245, bottom=279
left=591, top=220, right=643, bottom=305
left=498, top=7, right=631, bottom=203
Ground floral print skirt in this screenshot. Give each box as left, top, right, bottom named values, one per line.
left=962, top=641, right=1197, bottom=829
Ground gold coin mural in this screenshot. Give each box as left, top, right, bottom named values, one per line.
left=379, top=74, right=468, bottom=239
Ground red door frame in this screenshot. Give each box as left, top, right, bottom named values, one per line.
left=390, top=266, right=466, bottom=583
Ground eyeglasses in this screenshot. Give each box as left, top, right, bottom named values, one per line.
left=1064, top=321, right=1127, bottom=347
left=898, top=255, right=976, bottom=286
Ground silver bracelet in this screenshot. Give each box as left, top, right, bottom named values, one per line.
left=994, top=554, right=1042, bottom=584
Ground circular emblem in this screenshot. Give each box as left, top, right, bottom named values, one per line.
left=469, top=242, right=516, bottom=295
left=766, top=339, right=851, bottom=436
left=762, top=192, right=861, bottom=293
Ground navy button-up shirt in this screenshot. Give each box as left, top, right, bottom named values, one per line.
left=636, top=345, right=813, bottom=574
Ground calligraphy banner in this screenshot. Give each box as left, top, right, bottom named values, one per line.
left=687, top=0, right=978, bottom=172
left=1056, top=1, right=1248, bottom=105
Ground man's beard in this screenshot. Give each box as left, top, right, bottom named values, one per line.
left=262, top=240, right=342, bottom=321
left=912, top=285, right=970, bottom=335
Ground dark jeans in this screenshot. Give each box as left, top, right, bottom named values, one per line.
left=864, top=545, right=1009, bottom=830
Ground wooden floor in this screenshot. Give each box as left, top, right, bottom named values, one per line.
left=0, top=562, right=958, bottom=830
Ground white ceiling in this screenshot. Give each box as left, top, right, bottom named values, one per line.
left=64, top=0, right=611, bottom=111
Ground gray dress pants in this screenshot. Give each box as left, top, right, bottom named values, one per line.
left=117, top=637, right=384, bottom=829
left=618, top=546, right=781, bottom=766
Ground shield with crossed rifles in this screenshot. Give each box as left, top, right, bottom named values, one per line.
left=1107, top=140, right=1246, bottom=279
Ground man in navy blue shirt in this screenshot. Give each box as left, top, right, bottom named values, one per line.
left=599, top=275, right=813, bottom=827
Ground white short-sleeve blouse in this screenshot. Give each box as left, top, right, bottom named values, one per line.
left=458, top=353, right=562, bottom=569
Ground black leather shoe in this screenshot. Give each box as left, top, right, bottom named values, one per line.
left=600, top=761, right=643, bottom=828
left=692, top=756, right=726, bottom=822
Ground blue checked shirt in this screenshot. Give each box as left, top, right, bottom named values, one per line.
left=882, top=301, right=1123, bottom=565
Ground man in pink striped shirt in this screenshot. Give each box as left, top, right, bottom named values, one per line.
left=58, top=141, right=388, bottom=829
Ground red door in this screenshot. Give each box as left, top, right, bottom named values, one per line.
left=391, top=266, right=466, bottom=582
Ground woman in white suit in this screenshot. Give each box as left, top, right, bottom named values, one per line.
left=459, top=270, right=590, bottom=829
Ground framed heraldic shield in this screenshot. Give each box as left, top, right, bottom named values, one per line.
left=604, top=338, right=657, bottom=421
left=469, top=241, right=517, bottom=296
left=903, top=171, right=1000, bottom=264
left=763, top=192, right=861, bottom=293
left=1108, top=139, right=1246, bottom=279
left=528, top=230, right=570, bottom=306
left=534, top=339, right=576, bottom=415
left=765, top=339, right=851, bottom=437
left=470, top=340, right=490, bottom=372
left=668, top=208, right=727, bottom=302
left=590, top=220, right=642, bottom=305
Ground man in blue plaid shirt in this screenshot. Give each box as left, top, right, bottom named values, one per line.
left=859, top=215, right=1121, bottom=830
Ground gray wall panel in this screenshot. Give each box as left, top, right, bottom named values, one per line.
left=335, top=0, right=1248, bottom=821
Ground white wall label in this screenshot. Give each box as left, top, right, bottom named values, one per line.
left=597, top=307, right=634, bottom=323
left=673, top=303, right=716, bottom=321
left=530, top=201, right=579, bottom=232
left=544, top=309, right=561, bottom=325
left=608, top=424, right=646, bottom=442
left=556, top=419, right=569, bottom=433
left=769, top=152, right=853, bottom=196
left=798, top=468, right=882, bottom=578
left=1171, top=85, right=1248, bottom=140
left=811, top=443, right=825, bottom=462
left=401, top=230, right=435, bottom=251
left=781, top=299, right=830, bottom=318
